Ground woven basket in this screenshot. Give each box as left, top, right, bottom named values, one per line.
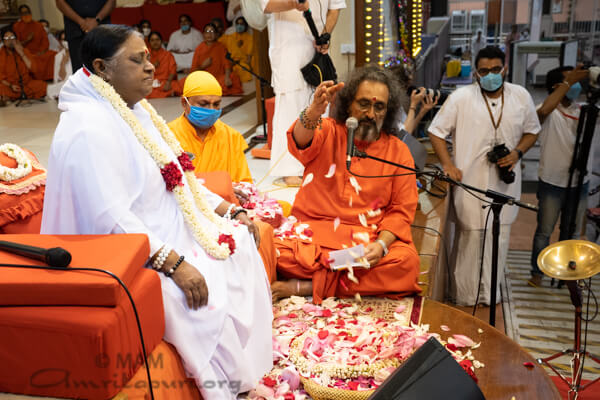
left=300, top=377, right=374, bottom=400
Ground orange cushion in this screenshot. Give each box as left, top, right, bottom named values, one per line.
left=196, top=170, right=240, bottom=206
left=0, top=234, right=150, bottom=306
left=0, top=267, right=165, bottom=399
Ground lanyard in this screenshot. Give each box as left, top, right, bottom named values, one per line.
left=482, top=88, right=504, bottom=143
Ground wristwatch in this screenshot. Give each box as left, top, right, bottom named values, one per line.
left=515, top=149, right=523, bottom=159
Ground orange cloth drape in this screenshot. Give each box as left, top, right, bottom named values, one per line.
left=275, top=118, right=421, bottom=304
left=0, top=147, right=46, bottom=233
left=147, top=48, right=182, bottom=99
left=0, top=47, right=46, bottom=100
left=13, top=20, right=55, bottom=81
left=169, top=114, right=252, bottom=183
left=190, top=42, right=243, bottom=95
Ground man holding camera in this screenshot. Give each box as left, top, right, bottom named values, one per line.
left=528, top=65, right=590, bottom=287
left=428, top=46, right=540, bottom=306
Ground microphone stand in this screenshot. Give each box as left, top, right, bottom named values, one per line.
left=350, top=147, right=537, bottom=327
left=226, top=53, right=270, bottom=143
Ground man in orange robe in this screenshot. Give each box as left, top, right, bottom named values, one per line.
left=12, top=5, right=56, bottom=81
left=168, top=71, right=276, bottom=282
left=272, top=67, right=421, bottom=304
left=0, top=29, right=47, bottom=105
left=147, top=31, right=182, bottom=99
left=169, top=71, right=251, bottom=183
left=190, top=23, right=243, bottom=96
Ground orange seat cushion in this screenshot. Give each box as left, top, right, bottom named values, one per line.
left=0, top=266, right=165, bottom=399
left=0, top=234, right=150, bottom=306
left=196, top=170, right=240, bottom=206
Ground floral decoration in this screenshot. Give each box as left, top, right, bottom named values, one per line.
left=0, top=143, right=33, bottom=182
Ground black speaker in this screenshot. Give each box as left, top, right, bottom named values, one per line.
left=368, top=337, right=486, bottom=399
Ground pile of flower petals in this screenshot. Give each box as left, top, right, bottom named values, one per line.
left=234, top=182, right=285, bottom=228
left=247, top=297, right=484, bottom=399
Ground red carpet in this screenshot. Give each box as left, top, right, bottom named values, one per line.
left=551, top=376, right=600, bottom=399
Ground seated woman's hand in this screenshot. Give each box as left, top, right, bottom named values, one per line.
left=171, top=261, right=209, bottom=310
left=235, top=212, right=260, bottom=248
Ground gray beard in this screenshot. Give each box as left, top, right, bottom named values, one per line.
left=355, top=120, right=381, bottom=142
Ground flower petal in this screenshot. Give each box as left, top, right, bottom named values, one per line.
left=333, top=217, right=340, bottom=232
left=302, top=173, right=314, bottom=187
left=325, top=163, right=336, bottom=178
left=440, top=325, right=450, bottom=331
left=349, top=176, right=362, bottom=194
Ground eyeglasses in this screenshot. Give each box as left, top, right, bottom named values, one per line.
left=3, top=35, right=16, bottom=40
left=355, top=99, right=387, bottom=114
left=204, top=29, right=215, bottom=33
left=477, top=66, right=504, bottom=76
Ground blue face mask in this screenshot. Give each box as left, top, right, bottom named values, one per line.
left=565, top=82, right=582, bottom=101
left=235, top=24, right=245, bottom=33
left=181, top=24, right=190, bottom=32
left=185, top=98, right=221, bottom=129
left=479, top=71, right=504, bottom=92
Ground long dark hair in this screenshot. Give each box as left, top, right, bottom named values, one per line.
left=81, top=24, right=137, bottom=73
left=333, top=66, right=402, bottom=135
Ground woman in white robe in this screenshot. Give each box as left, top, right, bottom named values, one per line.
left=41, top=25, right=272, bottom=400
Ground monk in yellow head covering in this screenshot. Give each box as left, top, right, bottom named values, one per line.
left=169, top=71, right=251, bottom=184
left=169, top=72, right=279, bottom=284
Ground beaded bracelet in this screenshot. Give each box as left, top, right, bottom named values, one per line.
left=225, top=203, right=236, bottom=220
left=152, top=245, right=172, bottom=270
left=231, top=207, right=247, bottom=220
left=165, top=255, right=185, bottom=277
left=299, top=108, right=322, bottom=130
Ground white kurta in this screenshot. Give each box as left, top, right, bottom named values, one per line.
left=167, top=28, right=203, bottom=71
left=428, top=82, right=541, bottom=305
left=41, top=69, right=273, bottom=399
left=262, top=0, right=346, bottom=177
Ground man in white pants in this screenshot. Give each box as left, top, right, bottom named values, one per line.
left=262, top=0, right=345, bottom=186
left=428, top=46, right=541, bottom=306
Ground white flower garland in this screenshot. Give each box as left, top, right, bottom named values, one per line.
left=88, top=74, right=233, bottom=259
left=0, top=143, right=32, bottom=182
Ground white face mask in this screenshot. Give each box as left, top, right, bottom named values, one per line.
left=44, top=27, right=50, bottom=33
left=142, top=28, right=151, bottom=37
left=61, top=40, right=68, bottom=49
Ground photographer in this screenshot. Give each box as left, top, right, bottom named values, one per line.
left=428, top=46, right=540, bottom=306
left=528, top=65, right=590, bottom=287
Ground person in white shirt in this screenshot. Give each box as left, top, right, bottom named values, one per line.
left=168, top=14, right=203, bottom=72
left=428, top=46, right=541, bottom=306
left=471, top=29, right=486, bottom=67
left=47, top=30, right=72, bottom=99
left=529, top=65, right=590, bottom=287
left=40, top=19, right=61, bottom=52
left=262, top=0, right=346, bottom=187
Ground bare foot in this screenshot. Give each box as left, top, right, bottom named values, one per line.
left=271, top=279, right=298, bottom=303
left=283, top=176, right=303, bottom=186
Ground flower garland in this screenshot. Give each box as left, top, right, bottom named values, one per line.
left=88, top=74, right=234, bottom=259
left=0, top=143, right=33, bottom=182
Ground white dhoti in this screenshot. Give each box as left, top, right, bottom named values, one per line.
left=269, top=84, right=312, bottom=177
left=450, top=224, right=511, bottom=306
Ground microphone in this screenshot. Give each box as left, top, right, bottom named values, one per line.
left=225, top=52, right=232, bottom=61
left=0, top=240, right=72, bottom=268
left=346, top=117, right=358, bottom=170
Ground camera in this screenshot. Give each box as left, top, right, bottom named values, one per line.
left=316, top=32, right=331, bottom=46
left=486, top=143, right=515, bottom=184
left=407, top=86, right=450, bottom=106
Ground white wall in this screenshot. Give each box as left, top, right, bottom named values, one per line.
left=329, top=0, right=355, bottom=82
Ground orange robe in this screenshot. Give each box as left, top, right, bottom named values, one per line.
left=13, top=20, right=56, bottom=81
left=168, top=114, right=252, bottom=183
left=276, top=118, right=421, bottom=304
left=221, top=32, right=255, bottom=82
left=0, top=47, right=47, bottom=100
left=190, top=42, right=243, bottom=95
left=147, top=48, right=182, bottom=99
